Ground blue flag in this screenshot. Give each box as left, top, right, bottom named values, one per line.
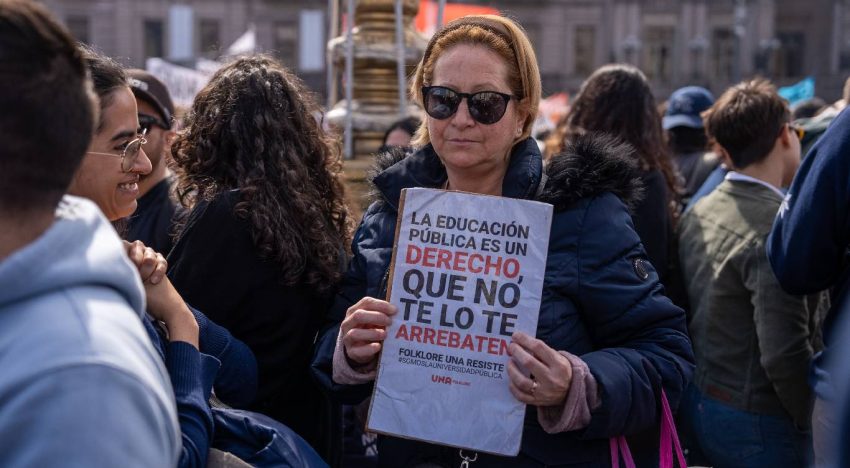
left=779, top=77, right=815, bottom=106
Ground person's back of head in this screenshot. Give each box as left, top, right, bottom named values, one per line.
left=703, top=79, right=791, bottom=170
left=0, top=0, right=95, bottom=217
left=550, top=63, right=681, bottom=218
left=664, top=86, right=714, bottom=155
left=791, top=97, right=826, bottom=120
left=173, top=54, right=351, bottom=292
left=564, top=64, right=663, bottom=166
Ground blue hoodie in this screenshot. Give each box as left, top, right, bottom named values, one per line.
left=0, top=196, right=180, bottom=467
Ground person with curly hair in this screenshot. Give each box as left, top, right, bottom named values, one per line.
left=545, top=64, right=682, bottom=287
left=168, top=55, right=352, bottom=458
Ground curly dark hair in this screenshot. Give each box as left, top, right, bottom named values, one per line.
left=172, top=55, right=351, bottom=292
left=545, top=64, right=682, bottom=220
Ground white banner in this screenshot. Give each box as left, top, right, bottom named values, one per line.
left=367, top=188, right=553, bottom=456
left=145, top=57, right=215, bottom=109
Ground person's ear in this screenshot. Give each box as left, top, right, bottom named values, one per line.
left=778, top=123, right=792, bottom=148
left=514, top=99, right=528, bottom=139
left=714, top=144, right=735, bottom=170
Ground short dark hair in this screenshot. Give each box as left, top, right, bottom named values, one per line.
left=79, top=44, right=127, bottom=132
left=0, top=0, right=95, bottom=215
left=703, top=79, right=790, bottom=169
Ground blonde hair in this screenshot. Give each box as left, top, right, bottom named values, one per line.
left=410, top=15, right=541, bottom=147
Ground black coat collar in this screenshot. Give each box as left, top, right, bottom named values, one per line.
left=371, top=137, right=544, bottom=211
left=369, top=133, right=644, bottom=213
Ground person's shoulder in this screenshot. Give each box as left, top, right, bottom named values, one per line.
left=195, top=189, right=242, bottom=220
left=0, top=286, right=170, bottom=401
left=180, top=189, right=251, bottom=242
left=0, top=358, right=179, bottom=467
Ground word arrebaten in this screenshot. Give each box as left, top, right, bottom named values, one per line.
left=395, top=324, right=509, bottom=356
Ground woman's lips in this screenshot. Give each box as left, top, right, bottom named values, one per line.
left=117, top=176, right=140, bottom=195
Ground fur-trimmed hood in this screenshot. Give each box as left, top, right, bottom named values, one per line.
left=367, top=134, right=643, bottom=212
left=539, top=133, right=644, bottom=211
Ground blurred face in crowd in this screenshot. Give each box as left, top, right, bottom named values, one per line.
left=136, top=98, right=173, bottom=186
left=69, top=86, right=152, bottom=221
left=427, top=44, right=525, bottom=178
left=384, top=128, right=414, bottom=148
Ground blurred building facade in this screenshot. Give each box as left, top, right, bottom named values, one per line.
left=43, top=0, right=850, bottom=103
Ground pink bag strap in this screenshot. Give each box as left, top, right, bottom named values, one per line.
left=609, top=389, right=686, bottom=468
left=659, top=389, right=687, bottom=468
left=609, top=436, right=635, bottom=468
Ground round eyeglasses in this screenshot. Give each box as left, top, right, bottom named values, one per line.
left=86, top=128, right=148, bottom=172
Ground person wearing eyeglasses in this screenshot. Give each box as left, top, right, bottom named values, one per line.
left=677, top=79, right=819, bottom=467
left=67, top=46, right=260, bottom=468
left=311, top=15, right=693, bottom=467
left=125, top=69, right=181, bottom=256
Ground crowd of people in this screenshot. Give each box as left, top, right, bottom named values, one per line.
left=2, top=0, right=850, bottom=466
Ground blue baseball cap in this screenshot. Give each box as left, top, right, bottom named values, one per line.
left=663, top=86, right=715, bottom=130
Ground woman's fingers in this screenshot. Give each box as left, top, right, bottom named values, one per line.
left=507, top=359, right=535, bottom=394
left=508, top=376, right=535, bottom=404
left=509, top=332, right=574, bottom=406
left=148, top=252, right=167, bottom=285
left=345, top=326, right=388, bottom=343
left=346, top=296, right=397, bottom=318
left=509, top=339, right=548, bottom=380
left=341, top=297, right=397, bottom=365
left=125, top=240, right=145, bottom=265
left=123, top=240, right=167, bottom=284
left=513, top=331, right=561, bottom=365
left=345, top=341, right=383, bottom=364
left=342, top=309, right=393, bottom=332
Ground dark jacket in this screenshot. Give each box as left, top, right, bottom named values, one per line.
left=167, top=190, right=337, bottom=453
left=127, top=176, right=182, bottom=256
left=673, top=150, right=720, bottom=204
left=311, top=136, right=694, bottom=467
left=631, top=168, right=673, bottom=283
left=768, top=106, right=850, bottom=401
left=143, top=307, right=258, bottom=467
left=680, top=180, right=821, bottom=428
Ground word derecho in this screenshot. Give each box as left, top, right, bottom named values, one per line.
left=367, top=188, right=553, bottom=457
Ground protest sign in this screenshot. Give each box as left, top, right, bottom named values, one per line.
left=367, top=187, right=553, bottom=456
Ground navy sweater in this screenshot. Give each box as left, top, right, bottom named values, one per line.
left=144, top=306, right=258, bottom=468
left=767, top=106, right=850, bottom=400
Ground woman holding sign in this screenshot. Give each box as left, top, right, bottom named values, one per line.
left=312, top=14, right=694, bottom=467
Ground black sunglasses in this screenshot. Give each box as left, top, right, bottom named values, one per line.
left=138, top=113, right=170, bottom=133
left=422, top=86, right=513, bottom=125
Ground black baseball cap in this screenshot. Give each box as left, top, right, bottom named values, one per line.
left=127, top=69, right=174, bottom=129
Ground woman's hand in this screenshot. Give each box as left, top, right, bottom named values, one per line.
left=507, top=331, right=573, bottom=406
left=144, top=277, right=199, bottom=348
left=340, top=297, right=397, bottom=366
left=123, top=240, right=167, bottom=285
left=121, top=240, right=198, bottom=347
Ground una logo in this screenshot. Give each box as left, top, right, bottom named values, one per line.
left=431, top=374, right=452, bottom=385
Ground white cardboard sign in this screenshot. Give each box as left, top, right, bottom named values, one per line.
left=367, top=187, right=553, bottom=456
